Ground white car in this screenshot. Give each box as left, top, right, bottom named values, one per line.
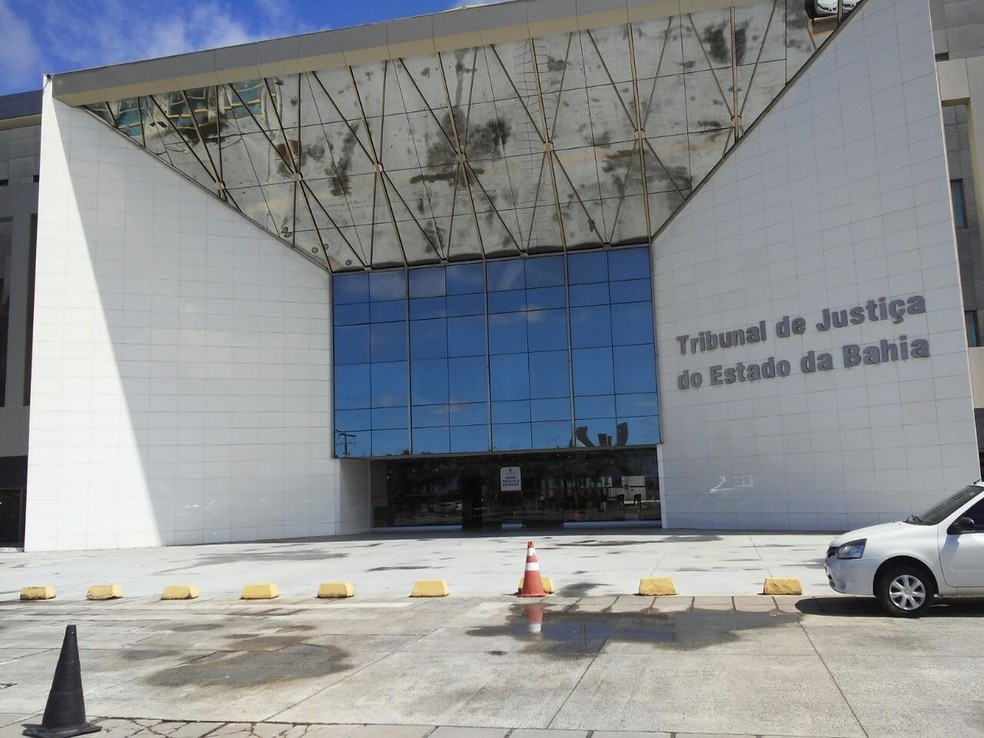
left=825, top=481, right=984, bottom=617
left=805, top=0, right=859, bottom=20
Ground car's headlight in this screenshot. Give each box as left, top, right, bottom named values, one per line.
left=835, top=539, right=866, bottom=559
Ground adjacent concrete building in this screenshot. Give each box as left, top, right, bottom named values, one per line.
left=3, top=0, right=984, bottom=549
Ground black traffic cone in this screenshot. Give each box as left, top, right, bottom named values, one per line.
left=23, top=625, right=101, bottom=738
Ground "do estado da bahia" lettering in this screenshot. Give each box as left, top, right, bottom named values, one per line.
left=675, top=295, right=930, bottom=389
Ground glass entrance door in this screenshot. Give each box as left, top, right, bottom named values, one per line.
left=375, top=449, right=659, bottom=528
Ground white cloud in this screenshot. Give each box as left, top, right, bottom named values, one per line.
left=446, top=0, right=510, bottom=9
left=36, top=0, right=312, bottom=75
left=0, top=0, right=43, bottom=92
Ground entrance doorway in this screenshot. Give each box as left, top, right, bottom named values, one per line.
left=372, top=449, right=659, bottom=529
left=0, top=489, right=25, bottom=548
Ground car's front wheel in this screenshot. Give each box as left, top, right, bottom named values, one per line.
left=875, top=564, right=934, bottom=617
left=804, top=0, right=820, bottom=19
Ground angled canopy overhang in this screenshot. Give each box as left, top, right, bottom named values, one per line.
left=52, top=0, right=826, bottom=271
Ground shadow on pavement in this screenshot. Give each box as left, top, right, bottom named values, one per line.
left=797, top=596, right=984, bottom=617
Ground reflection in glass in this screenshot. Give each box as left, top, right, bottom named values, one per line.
left=448, top=357, right=488, bottom=403
left=491, top=354, right=530, bottom=401
left=91, top=2, right=820, bottom=274
left=334, top=325, right=370, bottom=364
left=331, top=245, right=660, bottom=456
left=573, top=348, right=615, bottom=395
left=448, top=316, right=486, bottom=356
left=411, top=359, right=450, bottom=404
left=493, top=423, right=532, bottom=450
left=529, top=351, right=569, bottom=399
left=451, top=425, right=488, bottom=452
left=413, top=427, right=450, bottom=454
left=410, top=319, right=448, bottom=359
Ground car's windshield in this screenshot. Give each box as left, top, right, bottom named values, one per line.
left=907, top=485, right=984, bottom=525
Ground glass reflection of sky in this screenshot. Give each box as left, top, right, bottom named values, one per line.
left=332, top=245, right=660, bottom=457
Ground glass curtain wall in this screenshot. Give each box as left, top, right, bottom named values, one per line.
left=332, top=245, right=659, bottom=458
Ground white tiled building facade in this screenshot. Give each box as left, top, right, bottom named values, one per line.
left=16, top=0, right=984, bottom=549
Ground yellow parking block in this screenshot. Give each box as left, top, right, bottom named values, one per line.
left=411, top=580, right=450, bottom=597
left=161, top=585, right=199, bottom=600
left=87, top=584, right=123, bottom=600
left=763, top=577, right=802, bottom=595
left=20, top=586, right=56, bottom=601
left=638, top=577, right=677, bottom=596
left=317, top=582, right=355, bottom=598
left=241, top=583, right=279, bottom=600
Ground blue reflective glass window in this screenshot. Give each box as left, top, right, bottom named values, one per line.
left=449, top=401, right=488, bottom=426
left=449, top=357, right=488, bottom=403
left=372, top=406, right=408, bottom=430
left=572, top=348, right=614, bottom=395
left=411, top=359, right=449, bottom=405
left=488, top=290, right=526, bottom=313
left=616, top=415, right=660, bottom=445
left=529, top=351, right=569, bottom=399
left=447, top=293, right=485, bottom=317
left=412, top=404, right=451, bottom=428
left=525, top=255, right=564, bottom=287
left=532, top=421, right=572, bottom=449
left=610, top=278, right=652, bottom=304
left=369, top=270, right=406, bottom=300
left=409, top=268, right=446, bottom=298
left=334, top=324, right=370, bottom=365
left=490, top=354, right=530, bottom=400
left=488, top=260, right=524, bottom=291
left=334, top=409, right=370, bottom=433
left=526, top=286, right=565, bottom=310
left=492, top=400, right=530, bottom=423
left=531, top=397, right=570, bottom=421
left=333, top=273, right=369, bottom=304
left=575, top=395, right=616, bottom=419
left=410, top=319, right=448, bottom=359
left=447, top=263, right=484, bottom=294
left=370, top=322, right=407, bottom=362
left=409, top=296, right=446, bottom=320
left=569, top=283, right=610, bottom=307
left=492, top=423, right=532, bottom=450
left=613, top=345, right=657, bottom=393
left=489, top=313, right=528, bottom=354
left=609, top=247, right=650, bottom=281
left=335, top=429, right=368, bottom=457
left=372, top=429, right=409, bottom=456
left=569, top=251, right=608, bottom=284
left=451, top=425, right=488, bottom=452
left=333, top=302, right=370, bottom=326
left=574, top=418, right=618, bottom=447
left=448, top=316, right=486, bottom=357
left=371, top=299, right=407, bottom=323
left=370, top=361, right=408, bottom=406
left=611, top=302, right=653, bottom=345
left=571, top=305, right=612, bottom=349
left=334, top=364, right=370, bottom=409
left=528, top=310, right=568, bottom=352
left=615, top=392, right=659, bottom=417
left=413, top=427, right=450, bottom=454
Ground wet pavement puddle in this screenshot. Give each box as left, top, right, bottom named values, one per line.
left=467, top=603, right=798, bottom=657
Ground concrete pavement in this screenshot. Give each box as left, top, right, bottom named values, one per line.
left=0, top=529, right=833, bottom=600
left=3, top=529, right=984, bottom=737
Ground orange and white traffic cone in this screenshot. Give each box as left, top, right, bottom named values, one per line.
left=518, top=540, right=549, bottom=597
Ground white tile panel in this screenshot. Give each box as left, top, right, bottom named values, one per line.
left=27, top=88, right=362, bottom=551
left=654, top=0, right=979, bottom=530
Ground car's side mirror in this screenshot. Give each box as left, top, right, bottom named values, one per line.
left=948, top=516, right=976, bottom=535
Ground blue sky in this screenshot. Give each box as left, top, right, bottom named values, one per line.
left=0, top=0, right=502, bottom=96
